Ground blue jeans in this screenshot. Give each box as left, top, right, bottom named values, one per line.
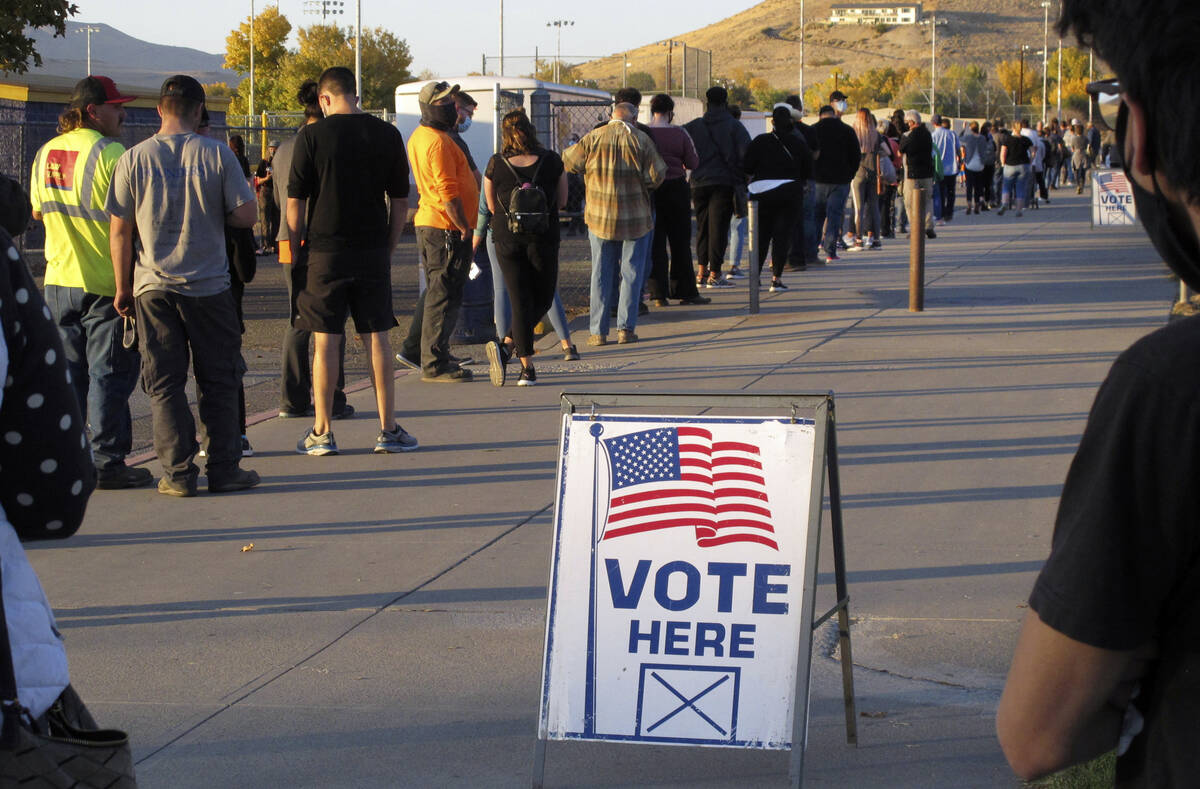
left=588, top=231, right=645, bottom=336
left=1002, top=164, right=1031, bottom=208
left=45, top=285, right=139, bottom=469
left=727, top=215, right=747, bottom=269
left=811, top=182, right=851, bottom=258
left=487, top=233, right=572, bottom=342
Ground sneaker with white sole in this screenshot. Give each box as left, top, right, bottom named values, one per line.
left=769, top=279, right=788, bottom=292
left=374, top=424, right=419, bottom=453
left=517, top=366, right=537, bottom=386
left=241, top=435, right=253, bottom=457
left=706, top=276, right=733, bottom=289
left=485, top=340, right=508, bottom=387
left=297, top=428, right=338, bottom=456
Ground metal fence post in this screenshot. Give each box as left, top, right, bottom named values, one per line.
left=748, top=197, right=760, bottom=315
left=909, top=188, right=926, bottom=312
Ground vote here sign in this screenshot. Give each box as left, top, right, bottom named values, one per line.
left=539, top=414, right=817, bottom=749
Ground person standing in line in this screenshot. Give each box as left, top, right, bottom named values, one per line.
left=810, top=104, right=861, bottom=261
left=743, top=106, right=813, bottom=292
left=273, top=80, right=353, bottom=422
left=782, top=95, right=822, bottom=270
left=107, top=75, right=261, bottom=495
left=684, top=86, right=750, bottom=288
left=978, top=121, right=998, bottom=211
left=726, top=105, right=750, bottom=276
left=899, top=109, right=937, bottom=239
left=28, top=75, right=151, bottom=491
left=403, top=81, right=478, bottom=382
left=931, top=114, right=960, bottom=223
left=563, top=102, right=665, bottom=346
left=960, top=121, right=989, bottom=214
left=847, top=108, right=883, bottom=251
left=997, top=120, right=1034, bottom=216
left=645, top=94, right=708, bottom=307
left=481, top=110, right=566, bottom=387
left=287, top=66, right=417, bottom=456
left=1023, top=121, right=1048, bottom=207
left=878, top=119, right=901, bottom=236
left=254, top=140, right=279, bottom=254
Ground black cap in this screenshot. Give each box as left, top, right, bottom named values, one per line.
left=160, top=75, right=206, bottom=103
left=829, top=90, right=847, bottom=101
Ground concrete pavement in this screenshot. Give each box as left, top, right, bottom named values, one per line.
left=26, top=192, right=1166, bottom=787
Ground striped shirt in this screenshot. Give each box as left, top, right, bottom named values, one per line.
left=562, top=120, right=665, bottom=241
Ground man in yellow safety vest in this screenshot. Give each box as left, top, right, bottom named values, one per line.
left=30, top=75, right=151, bottom=490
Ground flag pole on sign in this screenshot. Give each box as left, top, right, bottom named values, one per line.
left=584, top=422, right=605, bottom=737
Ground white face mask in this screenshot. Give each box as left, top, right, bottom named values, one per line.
left=835, top=100, right=848, bottom=114
left=457, top=117, right=472, bottom=133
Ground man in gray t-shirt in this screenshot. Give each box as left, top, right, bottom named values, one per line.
left=107, top=75, right=260, bottom=497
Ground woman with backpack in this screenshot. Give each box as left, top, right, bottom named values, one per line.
left=482, top=109, right=567, bottom=387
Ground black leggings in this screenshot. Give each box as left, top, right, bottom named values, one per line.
left=756, top=189, right=802, bottom=279
left=494, top=236, right=560, bottom=359
left=649, top=177, right=698, bottom=300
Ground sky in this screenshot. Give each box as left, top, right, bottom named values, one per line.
left=72, top=0, right=763, bottom=77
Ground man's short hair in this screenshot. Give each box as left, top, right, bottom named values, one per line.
left=318, top=67, right=356, bottom=97
left=159, top=74, right=205, bottom=119
left=649, top=93, right=674, bottom=116
left=612, top=102, right=637, bottom=120
left=904, top=109, right=922, bottom=125
left=819, top=105, right=835, bottom=117
left=614, top=87, right=642, bottom=107
left=1060, top=0, right=1200, bottom=203
left=784, top=94, right=802, bottom=111
left=705, top=86, right=728, bottom=107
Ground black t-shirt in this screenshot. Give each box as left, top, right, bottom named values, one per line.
left=999, top=131, right=1033, bottom=166
left=255, top=158, right=274, bottom=198
left=899, top=124, right=934, bottom=180
left=288, top=113, right=411, bottom=252
left=484, top=150, right=564, bottom=245
left=1030, top=315, right=1200, bottom=787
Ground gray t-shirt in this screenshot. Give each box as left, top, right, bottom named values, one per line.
left=272, top=134, right=297, bottom=245
left=106, top=132, right=255, bottom=297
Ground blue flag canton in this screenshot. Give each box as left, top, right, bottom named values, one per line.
left=604, top=428, right=681, bottom=490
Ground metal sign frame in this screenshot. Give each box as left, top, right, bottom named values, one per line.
left=533, top=392, right=857, bottom=788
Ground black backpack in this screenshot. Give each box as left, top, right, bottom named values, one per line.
left=500, top=155, right=550, bottom=235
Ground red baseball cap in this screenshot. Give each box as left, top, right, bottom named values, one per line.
left=69, top=75, right=136, bottom=109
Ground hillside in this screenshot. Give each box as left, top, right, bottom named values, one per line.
left=575, top=0, right=1073, bottom=101
left=17, top=21, right=236, bottom=87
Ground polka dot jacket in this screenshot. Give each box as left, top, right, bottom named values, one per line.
left=0, top=226, right=95, bottom=540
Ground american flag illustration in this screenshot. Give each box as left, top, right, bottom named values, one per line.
left=1095, top=171, right=1129, bottom=193
left=600, top=426, right=778, bottom=550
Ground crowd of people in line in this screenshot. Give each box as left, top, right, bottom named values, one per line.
left=12, top=69, right=1120, bottom=498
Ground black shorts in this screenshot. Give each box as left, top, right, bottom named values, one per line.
left=294, top=247, right=397, bottom=334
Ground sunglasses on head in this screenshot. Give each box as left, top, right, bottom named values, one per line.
left=1086, top=78, right=1121, bottom=132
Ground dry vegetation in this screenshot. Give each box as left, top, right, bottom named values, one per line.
left=575, top=0, right=1070, bottom=94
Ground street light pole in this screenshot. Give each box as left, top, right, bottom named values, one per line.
left=499, top=0, right=504, bottom=77
left=1040, top=1, right=1050, bottom=123
left=354, top=0, right=361, bottom=101
left=799, top=0, right=805, bottom=100
left=249, top=0, right=255, bottom=124
left=75, top=25, right=100, bottom=75
left=546, top=20, right=574, bottom=84
left=919, top=14, right=946, bottom=116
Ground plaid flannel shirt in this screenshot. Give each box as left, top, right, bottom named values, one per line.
left=562, top=120, right=665, bottom=241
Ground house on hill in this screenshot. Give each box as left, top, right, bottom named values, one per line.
left=829, top=3, right=923, bottom=25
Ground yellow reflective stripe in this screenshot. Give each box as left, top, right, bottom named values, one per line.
left=36, top=200, right=109, bottom=223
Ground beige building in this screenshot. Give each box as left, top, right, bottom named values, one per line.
left=829, top=3, right=923, bottom=25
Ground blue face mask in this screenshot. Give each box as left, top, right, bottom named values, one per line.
left=457, top=117, right=472, bottom=134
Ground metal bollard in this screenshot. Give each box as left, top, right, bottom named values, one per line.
left=909, top=188, right=926, bottom=312
left=748, top=198, right=760, bottom=315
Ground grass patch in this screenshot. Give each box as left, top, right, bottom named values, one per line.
left=1027, top=751, right=1115, bottom=789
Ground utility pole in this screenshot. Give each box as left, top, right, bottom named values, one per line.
left=1040, top=1, right=1050, bottom=123
left=919, top=14, right=947, bottom=116
left=799, top=0, right=805, bottom=99
left=681, top=43, right=688, bottom=98
left=1056, top=38, right=1062, bottom=120
left=75, top=25, right=101, bottom=75
left=623, top=52, right=628, bottom=88
left=498, top=0, right=504, bottom=77
left=1018, top=45, right=1027, bottom=115
left=1088, top=49, right=1094, bottom=122
left=249, top=0, right=255, bottom=124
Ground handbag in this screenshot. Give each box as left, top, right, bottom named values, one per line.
left=878, top=141, right=899, bottom=185
left=0, top=567, right=137, bottom=788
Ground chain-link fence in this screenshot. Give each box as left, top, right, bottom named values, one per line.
left=676, top=45, right=713, bottom=100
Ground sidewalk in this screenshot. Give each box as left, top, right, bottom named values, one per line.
left=27, top=192, right=1165, bottom=787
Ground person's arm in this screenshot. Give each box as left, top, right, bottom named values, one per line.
left=109, top=214, right=136, bottom=318
left=1000, top=142, right=1008, bottom=167
left=286, top=197, right=306, bottom=259
left=556, top=170, right=568, bottom=210
left=483, top=173, right=497, bottom=216
left=997, top=610, right=1150, bottom=780
left=227, top=199, right=257, bottom=228
left=386, top=197, right=407, bottom=255
left=681, top=129, right=700, bottom=172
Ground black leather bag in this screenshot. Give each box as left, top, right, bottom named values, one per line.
left=0, top=567, right=137, bottom=787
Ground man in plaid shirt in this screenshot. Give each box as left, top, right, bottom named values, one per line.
left=563, top=102, right=665, bottom=346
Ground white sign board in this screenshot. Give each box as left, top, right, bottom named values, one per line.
left=1092, top=168, right=1139, bottom=227
left=539, top=414, right=818, bottom=749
